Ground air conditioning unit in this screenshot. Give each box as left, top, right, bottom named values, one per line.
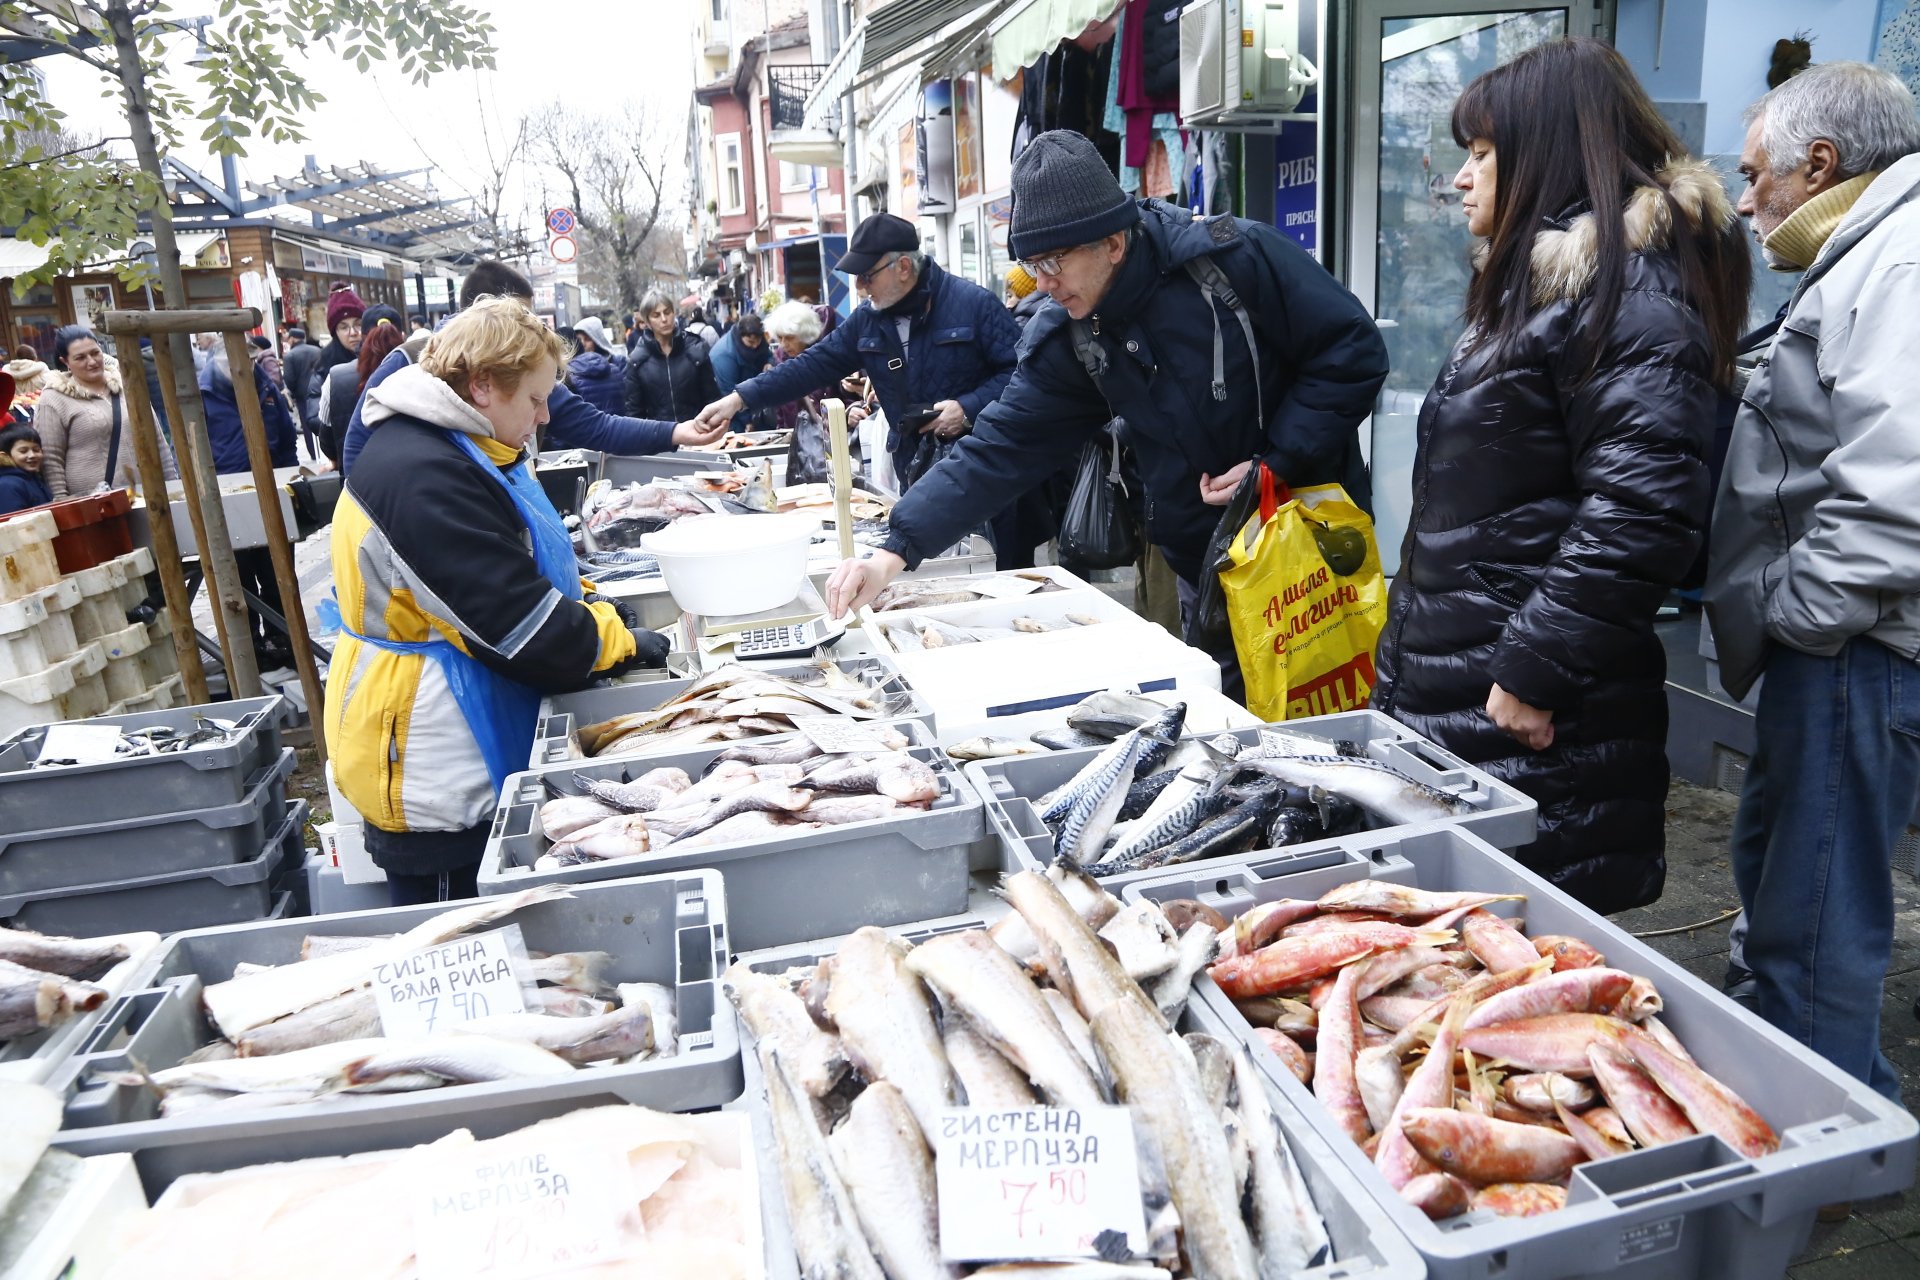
left=1180, top=0, right=1319, bottom=129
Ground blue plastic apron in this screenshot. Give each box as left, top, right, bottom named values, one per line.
left=335, top=431, right=581, bottom=795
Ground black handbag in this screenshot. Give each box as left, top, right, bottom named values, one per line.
left=1056, top=423, right=1142, bottom=571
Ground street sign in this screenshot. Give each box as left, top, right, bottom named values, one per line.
left=546, top=207, right=577, bottom=236
left=548, top=234, right=577, bottom=264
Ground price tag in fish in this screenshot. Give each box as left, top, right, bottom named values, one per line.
left=793, top=715, right=892, bottom=755
left=371, top=924, right=530, bottom=1037
left=412, top=1139, right=638, bottom=1280
left=967, top=575, right=1047, bottom=600
left=933, top=1105, right=1146, bottom=1262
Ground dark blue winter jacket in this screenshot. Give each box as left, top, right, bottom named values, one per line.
left=733, top=258, right=1020, bottom=478
left=885, top=201, right=1388, bottom=582
left=340, top=349, right=676, bottom=475
left=567, top=350, right=627, bottom=415
left=199, top=356, right=297, bottom=475
left=0, top=466, right=52, bottom=515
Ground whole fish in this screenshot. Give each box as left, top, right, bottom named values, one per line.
left=1031, top=727, right=1112, bottom=752
left=761, top=1045, right=887, bottom=1280
left=1252, top=1027, right=1312, bottom=1084
left=1095, top=788, right=1278, bottom=876
left=1355, top=947, right=1470, bottom=1001
left=713, top=738, right=825, bottom=766
left=724, top=964, right=850, bottom=1096
left=1096, top=903, right=1182, bottom=981
left=116, top=1037, right=393, bottom=1097
left=201, top=887, right=570, bottom=1039
left=803, top=752, right=940, bottom=804
left=1399, top=1172, right=1472, bottom=1220
left=1534, top=934, right=1607, bottom=970
left=234, top=988, right=379, bottom=1057
left=617, top=982, right=678, bottom=1056
left=1380, top=958, right=1554, bottom=1060
left=1055, top=733, right=1149, bottom=862
left=1472, top=1183, right=1569, bottom=1218
left=1229, top=1043, right=1333, bottom=1272
left=1066, top=689, right=1169, bottom=739
left=1313, top=962, right=1370, bottom=1145
left=343, top=1034, right=575, bottom=1086
left=941, top=1015, right=1037, bottom=1108
left=820, top=928, right=956, bottom=1137
left=1002, top=869, right=1163, bottom=1028
left=987, top=858, right=1120, bottom=968
left=569, top=772, right=677, bottom=813
left=1556, top=1097, right=1636, bottom=1161
left=1458, top=1014, right=1635, bottom=1075
left=1209, top=924, right=1454, bottom=1000
left=1039, top=704, right=1186, bottom=825
left=1458, top=909, right=1541, bottom=973
left=1617, top=1029, right=1776, bottom=1157
left=538, top=795, right=622, bottom=841
left=1582, top=1043, right=1689, bottom=1143
left=903, top=930, right=1103, bottom=1107
left=1222, top=899, right=1325, bottom=960
left=1089, top=997, right=1258, bottom=1280
left=1463, top=968, right=1639, bottom=1029
left=648, top=781, right=812, bottom=840
left=801, top=794, right=908, bottom=825
left=0, top=927, right=133, bottom=982
left=1315, top=882, right=1524, bottom=918
left=946, top=736, right=1047, bottom=761
left=550, top=812, right=652, bottom=860
left=1401, top=1108, right=1586, bottom=1184
left=1502, top=1072, right=1597, bottom=1114
left=1233, top=754, right=1471, bottom=825
left=1376, top=995, right=1473, bottom=1192
left=827, top=1082, right=955, bottom=1280
left=1098, top=764, right=1217, bottom=864
left=1354, top=1043, right=1406, bottom=1134
left=674, top=812, right=822, bottom=849
left=459, top=1005, right=654, bottom=1064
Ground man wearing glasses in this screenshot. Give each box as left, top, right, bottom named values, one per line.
left=818, top=130, right=1387, bottom=687
left=691, top=212, right=1022, bottom=495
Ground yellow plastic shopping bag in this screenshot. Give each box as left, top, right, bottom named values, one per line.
left=1219, top=470, right=1387, bottom=721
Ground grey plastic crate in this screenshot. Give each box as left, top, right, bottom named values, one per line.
left=531, top=653, right=931, bottom=769
left=481, top=718, right=984, bottom=950
left=599, top=451, right=721, bottom=486
left=0, top=694, right=292, bottom=829
left=674, top=431, right=791, bottom=463
left=0, top=930, right=162, bottom=1086
left=735, top=918, right=1427, bottom=1280
left=47, top=868, right=736, bottom=1196
left=1121, top=825, right=1919, bottom=1280
left=0, top=800, right=307, bottom=937
left=965, top=709, right=1538, bottom=894
left=0, top=748, right=296, bottom=896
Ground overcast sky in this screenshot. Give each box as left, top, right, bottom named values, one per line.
left=41, top=1, right=696, bottom=237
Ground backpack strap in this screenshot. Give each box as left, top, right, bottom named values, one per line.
left=1183, top=253, right=1265, bottom=431
left=1069, top=317, right=1111, bottom=399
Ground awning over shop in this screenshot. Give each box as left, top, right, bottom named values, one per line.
left=988, top=0, right=1124, bottom=80
left=806, top=0, right=1011, bottom=126
left=0, top=230, right=225, bottom=281
left=0, top=238, right=52, bottom=280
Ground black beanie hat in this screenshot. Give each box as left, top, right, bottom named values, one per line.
left=1008, top=130, right=1139, bottom=260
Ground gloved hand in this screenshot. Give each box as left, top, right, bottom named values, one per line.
left=585, top=592, right=640, bottom=629
left=606, top=627, right=672, bottom=675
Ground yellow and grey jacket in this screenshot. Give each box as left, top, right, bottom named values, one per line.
left=325, top=366, right=635, bottom=857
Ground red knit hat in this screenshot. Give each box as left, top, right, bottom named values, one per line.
left=325, top=283, right=367, bottom=337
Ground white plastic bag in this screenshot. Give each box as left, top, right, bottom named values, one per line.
left=860, top=406, right=898, bottom=498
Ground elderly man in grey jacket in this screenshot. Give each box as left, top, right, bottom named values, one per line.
left=1707, top=62, right=1920, bottom=1102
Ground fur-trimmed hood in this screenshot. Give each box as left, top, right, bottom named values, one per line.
left=46, top=364, right=123, bottom=400
left=1472, top=158, right=1734, bottom=305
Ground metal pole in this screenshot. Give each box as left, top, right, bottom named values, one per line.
left=110, top=340, right=210, bottom=705
left=219, top=332, right=328, bottom=762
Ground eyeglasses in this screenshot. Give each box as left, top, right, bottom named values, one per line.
left=856, top=254, right=905, bottom=287
left=1016, top=241, right=1104, bottom=277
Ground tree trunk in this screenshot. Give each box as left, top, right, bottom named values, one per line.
left=104, top=0, right=262, bottom=698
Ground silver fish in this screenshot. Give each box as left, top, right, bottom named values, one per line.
left=1055, top=733, right=1149, bottom=862
left=988, top=858, right=1121, bottom=969
left=803, top=752, right=941, bottom=804
left=827, top=1081, right=956, bottom=1280
left=820, top=928, right=956, bottom=1137
left=947, top=736, right=1048, bottom=761
left=802, top=794, right=907, bottom=825
left=1233, top=754, right=1472, bottom=825
left=941, top=1016, right=1037, bottom=1108
left=903, top=930, right=1103, bottom=1107
left=1230, top=1040, right=1332, bottom=1273
left=724, top=963, right=850, bottom=1096
left=0, top=927, right=132, bottom=982
left=1001, top=869, right=1163, bottom=1029
left=1144, top=922, right=1218, bottom=1023
left=342, top=1034, right=575, bottom=1086
left=1040, top=987, right=1104, bottom=1080
left=1066, top=689, right=1170, bottom=740
left=1097, top=763, right=1217, bottom=865
left=569, top=772, right=674, bottom=814
left=761, top=1044, right=887, bottom=1280
left=458, top=1005, right=653, bottom=1064
left=234, top=988, right=379, bottom=1057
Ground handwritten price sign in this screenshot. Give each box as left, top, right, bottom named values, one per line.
left=413, top=1141, right=638, bottom=1280
left=934, top=1106, right=1145, bottom=1262
left=371, top=924, right=529, bottom=1037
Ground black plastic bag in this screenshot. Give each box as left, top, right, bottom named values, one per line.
left=785, top=406, right=832, bottom=485
left=1188, top=461, right=1267, bottom=653
left=901, top=430, right=961, bottom=491
left=1057, top=426, right=1142, bottom=571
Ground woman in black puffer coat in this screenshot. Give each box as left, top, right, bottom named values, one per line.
left=1370, top=39, right=1750, bottom=915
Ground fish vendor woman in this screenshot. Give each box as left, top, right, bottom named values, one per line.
left=326, top=297, right=672, bottom=905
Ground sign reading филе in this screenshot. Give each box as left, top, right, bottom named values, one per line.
left=934, top=1106, right=1146, bottom=1262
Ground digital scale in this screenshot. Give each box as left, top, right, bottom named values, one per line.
left=691, top=582, right=847, bottom=661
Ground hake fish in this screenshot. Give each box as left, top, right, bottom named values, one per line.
left=1229, top=1041, right=1332, bottom=1274
left=987, top=858, right=1121, bottom=969
left=342, top=1034, right=576, bottom=1086
left=1232, top=754, right=1471, bottom=826
left=819, top=928, right=957, bottom=1137
left=1002, top=869, right=1164, bottom=1028
left=723, top=963, right=850, bottom=1097
left=1089, top=997, right=1258, bottom=1280
left=200, top=887, right=570, bottom=1039
left=0, top=927, right=133, bottom=982
left=826, top=1081, right=956, bottom=1280
left=903, top=930, right=1104, bottom=1108
left=760, top=1044, right=887, bottom=1280
left=0, top=957, right=107, bottom=1038
left=459, top=1005, right=655, bottom=1064
left=941, top=1016, right=1037, bottom=1108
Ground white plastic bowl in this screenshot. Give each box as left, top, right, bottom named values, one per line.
left=640, top=512, right=818, bottom=616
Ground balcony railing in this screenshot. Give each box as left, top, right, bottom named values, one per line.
left=769, top=64, right=836, bottom=132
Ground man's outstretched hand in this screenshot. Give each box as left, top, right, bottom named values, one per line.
left=825, top=551, right=906, bottom=618
left=691, top=392, right=746, bottom=434
left=672, top=417, right=730, bottom=447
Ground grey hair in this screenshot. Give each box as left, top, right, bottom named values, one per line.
left=1745, top=61, right=1920, bottom=179
left=638, top=288, right=676, bottom=319
left=764, top=300, right=823, bottom=345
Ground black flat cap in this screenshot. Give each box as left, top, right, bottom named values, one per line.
left=834, top=213, right=919, bottom=276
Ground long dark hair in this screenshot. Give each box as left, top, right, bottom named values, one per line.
left=1451, top=37, right=1750, bottom=385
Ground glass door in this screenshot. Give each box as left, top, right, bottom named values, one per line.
left=1348, top=0, right=1604, bottom=572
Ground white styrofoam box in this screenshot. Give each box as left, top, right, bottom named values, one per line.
left=900, top=625, right=1223, bottom=741
left=0, top=640, right=107, bottom=738
left=108, top=546, right=154, bottom=613
left=108, top=672, right=186, bottom=717
left=66, top=557, right=137, bottom=644
left=139, top=614, right=179, bottom=686
left=0, top=578, right=82, bottom=681
left=0, top=1150, right=149, bottom=1280
left=870, top=587, right=1144, bottom=657
left=97, top=620, right=154, bottom=704
left=0, top=509, right=61, bottom=604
